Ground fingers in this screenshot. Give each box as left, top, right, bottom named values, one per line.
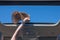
left=23, top=17, right=30, bottom=22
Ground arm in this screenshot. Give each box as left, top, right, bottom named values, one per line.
left=11, top=17, right=30, bottom=40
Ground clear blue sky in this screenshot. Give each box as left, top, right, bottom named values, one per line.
left=0, top=6, right=60, bottom=23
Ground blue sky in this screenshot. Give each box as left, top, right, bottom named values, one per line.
left=0, top=6, right=60, bottom=23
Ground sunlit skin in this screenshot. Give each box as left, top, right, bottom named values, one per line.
left=11, top=11, right=30, bottom=40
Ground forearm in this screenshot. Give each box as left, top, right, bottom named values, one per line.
left=11, top=17, right=30, bottom=40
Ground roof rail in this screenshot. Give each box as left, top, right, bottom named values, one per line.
left=33, top=20, right=60, bottom=26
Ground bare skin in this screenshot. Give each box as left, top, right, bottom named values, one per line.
left=11, top=18, right=29, bottom=40
left=11, top=11, right=30, bottom=40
